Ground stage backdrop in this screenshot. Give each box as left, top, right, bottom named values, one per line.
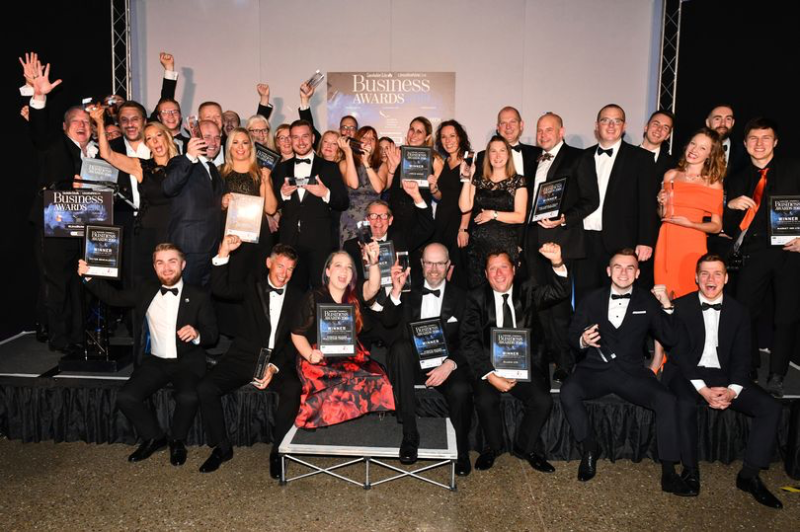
left=327, top=72, right=456, bottom=143
left=131, top=0, right=662, bottom=149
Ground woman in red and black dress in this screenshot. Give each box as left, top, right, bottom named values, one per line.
left=291, top=247, right=395, bottom=428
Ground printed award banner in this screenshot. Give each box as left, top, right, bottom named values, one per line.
left=327, top=72, right=456, bottom=144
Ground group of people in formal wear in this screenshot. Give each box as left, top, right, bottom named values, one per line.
left=19, top=50, right=798, bottom=509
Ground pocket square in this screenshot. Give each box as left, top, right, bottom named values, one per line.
left=447, top=316, right=458, bottom=323
left=632, top=310, right=646, bottom=315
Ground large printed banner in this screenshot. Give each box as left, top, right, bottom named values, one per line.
left=326, top=72, right=456, bottom=144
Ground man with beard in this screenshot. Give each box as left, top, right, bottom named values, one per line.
left=78, top=243, right=218, bottom=465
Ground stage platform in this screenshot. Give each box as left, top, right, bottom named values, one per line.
left=1, top=332, right=799, bottom=479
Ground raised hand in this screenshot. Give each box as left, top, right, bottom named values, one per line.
left=256, top=83, right=270, bottom=105
left=19, top=52, right=39, bottom=85
left=400, top=179, right=423, bottom=203
left=299, top=81, right=315, bottom=106
left=386, top=145, right=401, bottom=173
left=159, top=52, right=175, bottom=71
left=88, top=104, right=106, bottom=125
left=27, top=56, right=62, bottom=97
left=538, top=242, right=563, bottom=265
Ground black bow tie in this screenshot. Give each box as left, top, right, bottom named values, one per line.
left=537, top=152, right=553, bottom=163
left=511, top=145, right=522, bottom=153
left=266, top=285, right=284, bottom=295
left=421, top=287, right=441, bottom=298
left=160, top=286, right=178, bottom=296
left=295, top=158, right=311, bottom=164
left=597, top=147, right=613, bottom=157
left=611, top=293, right=631, bottom=300
left=701, top=302, right=722, bottom=311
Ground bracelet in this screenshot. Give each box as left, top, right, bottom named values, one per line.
left=551, top=262, right=564, bottom=268
left=459, top=229, right=469, bottom=233
left=662, top=306, right=675, bottom=311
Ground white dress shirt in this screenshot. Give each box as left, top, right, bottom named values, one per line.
left=690, top=293, right=742, bottom=398
left=509, top=142, right=525, bottom=177
left=493, top=287, right=517, bottom=329
left=147, top=279, right=186, bottom=359
left=124, top=138, right=151, bottom=210
left=267, top=279, right=287, bottom=350
left=722, top=138, right=731, bottom=165
left=420, top=280, right=445, bottom=319
left=533, top=140, right=563, bottom=201
left=607, top=286, right=633, bottom=329
left=583, top=138, right=622, bottom=231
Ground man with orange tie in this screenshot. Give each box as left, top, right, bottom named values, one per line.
left=723, top=118, right=800, bottom=397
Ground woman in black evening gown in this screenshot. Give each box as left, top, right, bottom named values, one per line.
left=89, top=108, right=177, bottom=285
left=217, top=128, right=278, bottom=336
left=434, top=120, right=472, bottom=288
left=458, top=135, right=528, bottom=288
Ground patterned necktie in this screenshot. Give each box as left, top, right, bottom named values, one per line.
left=739, top=167, right=769, bottom=231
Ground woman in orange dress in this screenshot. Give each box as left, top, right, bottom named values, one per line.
left=650, top=127, right=726, bottom=372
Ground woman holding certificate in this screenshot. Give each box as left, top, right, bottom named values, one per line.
left=218, top=128, right=278, bottom=334
left=291, top=247, right=395, bottom=428
left=458, top=136, right=528, bottom=288
left=88, top=106, right=178, bottom=284
left=651, top=128, right=725, bottom=371
left=385, top=117, right=444, bottom=231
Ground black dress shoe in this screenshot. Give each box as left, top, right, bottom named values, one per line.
left=35, top=323, right=49, bottom=343
left=199, top=446, right=233, bottom=473
left=661, top=471, right=696, bottom=497
left=511, top=446, right=555, bottom=473
left=455, top=454, right=472, bottom=476
left=474, top=449, right=497, bottom=471
left=680, top=467, right=701, bottom=495
left=269, top=452, right=282, bottom=479
left=169, top=440, right=187, bottom=466
left=552, top=367, right=569, bottom=383
left=128, top=437, right=168, bottom=462
left=399, top=431, right=420, bottom=465
left=736, top=474, right=783, bottom=509
left=577, top=445, right=601, bottom=482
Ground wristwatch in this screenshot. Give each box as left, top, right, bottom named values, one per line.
left=492, top=210, right=498, bottom=220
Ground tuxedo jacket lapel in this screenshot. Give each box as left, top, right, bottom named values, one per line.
left=605, top=142, right=630, bottom=197
left=546, top=148, right=567, bottom=181
left=716, top=298, right=734, bottom=368
left=440, top=286, right=456, bottom=322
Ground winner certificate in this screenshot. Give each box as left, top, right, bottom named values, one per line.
left=490, top=328, right=531, bottom=382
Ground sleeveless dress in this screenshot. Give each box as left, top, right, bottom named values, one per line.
left=654, top=181, right=724, bottom=298
left=466, top=173, right=527, bottom=288
left=339, top=165, right=380, bottom=244
left=293, top=288, right=395, bottom=429
left=134, top=159, right=170, bottom=283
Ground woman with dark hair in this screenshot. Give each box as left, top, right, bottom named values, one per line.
left=338, top=126, right=388, bottom=243
left=89, top=106, right=178, bottom=284
left=385, top=116, right=444, bottom=230
left=434, top=120, right=472, bottom=283
left=217, top=128, right=278, bottom=335
left=458, top=135, right=528, bottom=288
left=291, top=247, right=395, bottom=428
left=650, top=127, right=725, bottom=371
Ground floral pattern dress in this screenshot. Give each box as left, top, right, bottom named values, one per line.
left=293, top=288, right=395, bottom=428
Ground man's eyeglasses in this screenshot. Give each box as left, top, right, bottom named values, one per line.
left=366, top=213, right=390, bottom=221
left=422, top=261, right=448, bottom=269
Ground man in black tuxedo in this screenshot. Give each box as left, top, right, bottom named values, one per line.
left=662, top=254, right=783, bottom=508
left=78, top=243, right=218, bottom=465
left=723, top=118, right=800, bottom=397
left=562, top=249, right=692, bottom=496
left=380, top=243, right=473, bottom=474
left=198, top=239, right=303, bottom=477
left=706, top=104, right=748, bottom=257
left=23, top=54, right=94, bottom=356
left=573, top=104, right=659, bottom=304
left=639, top=109, right=679, bottom=290
left=462, top=244, right=569, bottom=473
left=474, top=106, right=540, bottom=180
left=198, top=101, right=227, bottom=166
left=523, top=112, right=599, bottom=381
left=343, top=195, right=434, bottom=286
left=272, top=119, right=349, bottom=289
left=163, top=120, right=227, bottom=287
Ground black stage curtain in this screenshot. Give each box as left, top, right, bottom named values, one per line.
left=2, top=379, right=797, bottom=479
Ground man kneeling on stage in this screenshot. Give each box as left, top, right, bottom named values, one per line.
left=662, top=254, right=783, bottom=508
left=199, top=238, right=303, bottom=477
left=561, top=248, right=693, bottom=496
left=78, top=243, right=217, bottom=465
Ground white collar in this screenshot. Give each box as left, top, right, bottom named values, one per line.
left=610, top=286, right=633, bottom=297
left=545, top=140, right=564, bottom=158
left=598, top=138, right=623, bottom=153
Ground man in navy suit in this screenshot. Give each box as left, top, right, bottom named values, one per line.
left=562, top=249, right=692, bottom=496
left=164, top=120, right=227, bottom=287
left=78, top=243, right=218, bottom=466
left=662, top=254, right=783, bottom=508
